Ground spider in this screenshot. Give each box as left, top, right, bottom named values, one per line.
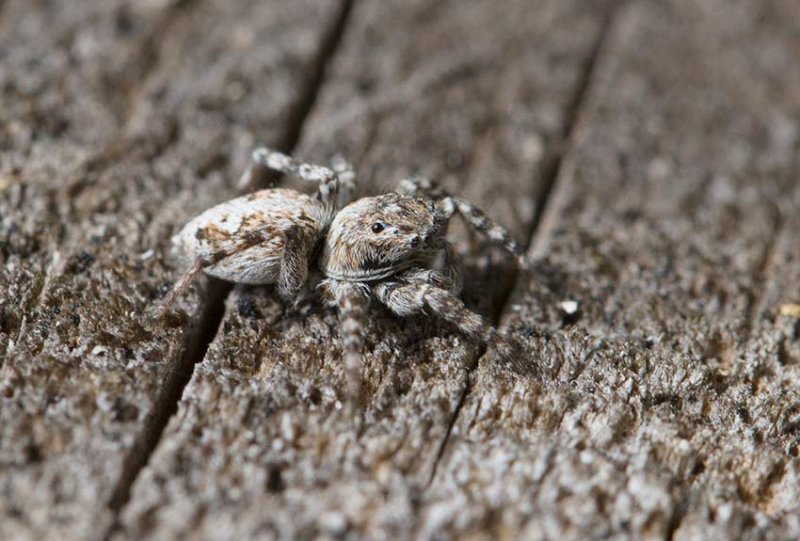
left=164, top=147, right=527, bottom=402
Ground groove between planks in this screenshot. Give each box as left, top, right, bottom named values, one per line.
left=425, top=0, right=624, bottom=487
left=101, top=0, right=357, bottom=535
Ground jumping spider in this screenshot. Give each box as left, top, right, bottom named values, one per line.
left=165, top=147, right=527, bottom=401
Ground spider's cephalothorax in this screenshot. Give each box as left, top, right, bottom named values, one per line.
left=321, top=194, right=438, bottom=282
left=164, top=147, right=528, bottom=403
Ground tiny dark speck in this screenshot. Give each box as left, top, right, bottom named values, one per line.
left=25, top=443, right=43, bottom=464
left=561, top=310, right=580, bottom=326
left=79, top=251, right=94, bottom=265
left=115, top=8, right=135, bottom=35
left=156, top=282, right=174, bottom=299
left=266, top=465, right=285, bottom=493
left=237, top=297, right=262, bottom=320
left=68, top=251, right=95, bottom=273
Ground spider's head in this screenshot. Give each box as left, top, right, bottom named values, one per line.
left=321, top=194, right=437, bottom=281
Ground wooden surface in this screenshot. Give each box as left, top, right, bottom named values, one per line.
left=1, top=0, right=799, bottom=539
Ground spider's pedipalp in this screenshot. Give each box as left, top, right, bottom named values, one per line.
left=429, top=238, right=463, bottom=295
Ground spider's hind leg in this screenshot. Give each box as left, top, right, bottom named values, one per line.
left=330, top=154, right=357, bottom=207
left=396, top=176, right=447, bottom=199
left=155, top=258, right=207, bottom=319
left=239, top=148, right=343, bottom=208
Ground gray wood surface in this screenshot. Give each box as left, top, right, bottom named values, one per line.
left=117, top=1, right=613, bottom=538
left=425, top=1, right=800, bottom=539
left=2, top=0, right=800, bottom=539
left=1, top=1, right=342, bottom=539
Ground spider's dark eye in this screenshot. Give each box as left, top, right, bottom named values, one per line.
left=371, top=222, right=385, bottom=233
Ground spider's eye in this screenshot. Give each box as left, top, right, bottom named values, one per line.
left=371, top=222, right=385, bottom=233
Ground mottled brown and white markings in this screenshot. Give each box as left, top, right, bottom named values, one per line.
left=164, top=147, right=528, bottom=406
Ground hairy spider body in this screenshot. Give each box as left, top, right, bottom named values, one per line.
left=173, top=189, right=327, bottom=286
left=320, top=194, right=438, bottom=282
left=162, top=147, right=526, bottom=403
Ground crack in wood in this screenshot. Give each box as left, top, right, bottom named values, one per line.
left=423, top=2, right=624, bottom=490
left=743, top=210, right=784, bottom=340
left=99, top=1, right=357, bottom=538
left=114, top=0, right=201, bottom=126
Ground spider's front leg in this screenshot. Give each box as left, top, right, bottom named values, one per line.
left=374, top=273, right=527, bottom=370
left=436, top=195, right=528, bottom=269
left=397, top=176, right=527, bottom=268
left=321, top=279, right=371, bottom=412
left=374, top=273, right=496, bottom=345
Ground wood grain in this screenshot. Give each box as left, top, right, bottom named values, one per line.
left=425, top=1, right=800, bottom=539
left=0, top=1, right=340, bottom=539
left=117, top=0, right=614, bottom=538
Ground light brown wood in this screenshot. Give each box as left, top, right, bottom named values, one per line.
left=117, top=0, right=614, bottom=538
left=0, top=1, right=342, bottom=539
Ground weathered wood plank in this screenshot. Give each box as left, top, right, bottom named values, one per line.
left=0, top=1, right=340, bottom=539
left=0, top=0, right=178, bottom=362
left=118, top=0, right=614, bottom=539
left=425, top=0, right=800, bottom=539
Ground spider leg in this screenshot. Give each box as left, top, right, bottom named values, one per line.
left=157, top=231, right=273, bottom=318
left=156, top=258, right=206, bottom=317
left=374, top=276, right=527, bottom=371
left=397, top=177, right=526, bottom=267
left=396, top=175, right=447, bottom=199
left=239, top=147, right=342, bottom=209
left=277, top=225, right=311, bottom=305
left=330, top=154, right=357, bottom=207
left=436, top=195, right=527, bottom=268
left=374, top=279, right=495, bottom=344
left=321, top=279, right=371, bottom=412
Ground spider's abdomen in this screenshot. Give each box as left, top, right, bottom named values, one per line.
left=172, top=188, right=325, bottom=284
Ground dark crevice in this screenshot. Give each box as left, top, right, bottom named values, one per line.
left=743, top=209, right=784, bottom=340
left=100, top=1, right=357, bottom=538
left=664, top=497, right=689, bottom=541
left=106, top=278, right=229, bottom=513
left=279, top=0, right=355, bottom=162
left=426, top=345, right=481, bottom=486
left=523, top=12, right=614, bottom=250
left=113, top=0, right=200, bottom=125
left=424, top=3, right=621, bottom=490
